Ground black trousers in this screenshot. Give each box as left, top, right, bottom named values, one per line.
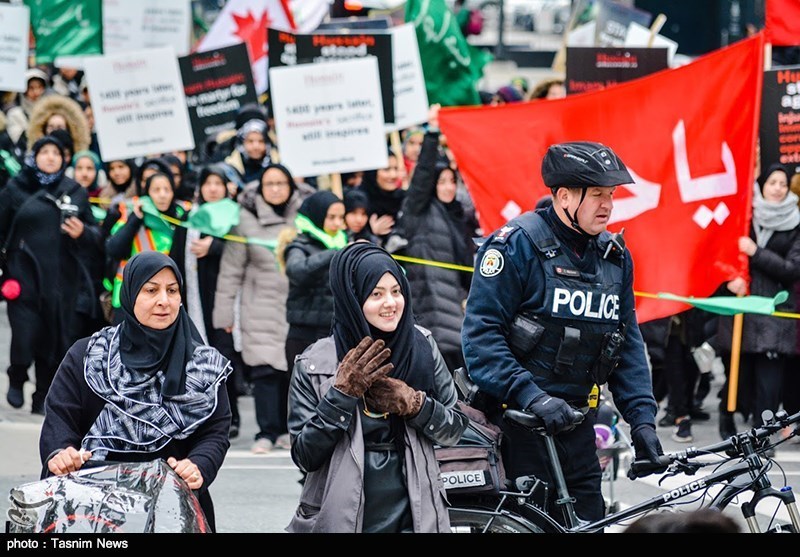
left=250, top=365, right=288, bottom=442
left=663, top=334, right=700, bottom=419
left=6, top=300, right=66, bottom=409
left=496, top=408, right=604, bottom=525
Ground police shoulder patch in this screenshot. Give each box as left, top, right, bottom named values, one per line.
left=479, top=248, right=505, bottom=277
left=491, top=224, right=519, bottom=244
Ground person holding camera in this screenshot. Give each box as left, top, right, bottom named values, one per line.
left=461, top=141, right=664, bottom=525
left=0, top=135, right=101, bottom=414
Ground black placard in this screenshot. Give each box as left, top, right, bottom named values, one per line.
left=179, top=42, right=259, bottom=152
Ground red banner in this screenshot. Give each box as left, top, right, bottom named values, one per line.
left=766, top=0, right=800, bottom=46
left=439, top=34, right=764, bottom=323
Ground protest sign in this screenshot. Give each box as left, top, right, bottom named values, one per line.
left=85, top=47, right=195, bottom=160
left=593, top=0, right=652, bottom=46
left=269, top=57, right=388, bottom=177
left=179, top=43, right=258, bottom=154
left=761, top=66, right=800, bottom=176
left=386, top=23, right=428, bottom=132
left=0, top=3, right=30, bottom=92
left=295, top=31, right=395, bottom=124
left=566, top=46, right=668, bottom=94
left=103, top=0, right=192, bottom=56
left=624, top=21, right=679, bottom=66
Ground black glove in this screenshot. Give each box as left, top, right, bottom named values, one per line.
left=630, top=423, right=667, bottom=477
left=526, top=394, right=577, bottom=435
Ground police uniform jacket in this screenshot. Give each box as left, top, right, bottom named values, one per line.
left=461, top=206, right=657, bottom=429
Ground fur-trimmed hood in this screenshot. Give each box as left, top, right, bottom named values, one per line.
left=26, top=94, right=91, bottom=154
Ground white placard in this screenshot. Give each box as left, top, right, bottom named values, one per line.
left=0, top=4, right=30, bottom=92
left=624, top=21, right=679, bottom=66
left=270, top=57, right=388, bottom=177
left=84, top=47, right=195, bottom=161
left=567, top=21, right=596, bottom=47
left=387, top=23, right=429, bottom=132
left=103, top=0, right=191, bottom=57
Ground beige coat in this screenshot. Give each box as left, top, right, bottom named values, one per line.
left=212, top=184, right=306, bottom=369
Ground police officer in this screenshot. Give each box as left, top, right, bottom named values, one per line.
left=461, top=141, right=664, bottom=524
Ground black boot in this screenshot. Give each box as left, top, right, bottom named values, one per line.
left=719, top=411, right=736, bottom=440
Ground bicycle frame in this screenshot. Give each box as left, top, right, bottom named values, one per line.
left=548, top=434, right=800, bottom=533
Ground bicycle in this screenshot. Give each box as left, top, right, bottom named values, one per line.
left=446, top=406, right=800, bottom=533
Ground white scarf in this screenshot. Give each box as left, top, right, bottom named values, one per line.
left=752, top=184, right=800, bottom=247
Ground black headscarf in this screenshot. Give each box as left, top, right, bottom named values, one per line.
left=197, top=163, right=232, bottom=204
left=105, top=158, right=138, bottom=194
left=299, top=190, right=341, bottom=230
left=259, top=162, right=296, bottom=216
left=142, top=171, right=183, bottom=219
left=118, top=251, right=205, bottom=396
left=360, top=155, right=406, bottom=219
left=329, top=242, right=434, bottom=394
left=344, top=188, right=370, bottom=214
left=23, top=135, right=67, bottom=187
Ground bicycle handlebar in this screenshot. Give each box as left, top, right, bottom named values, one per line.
left=503, top=407, right=585, bottom=432
left=627, top=409, right=800, bottom=479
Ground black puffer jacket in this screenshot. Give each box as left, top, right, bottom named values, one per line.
left=717, top=224, right=800, bottom=355
left=395, top=132, right=476, bottom=358
left=283, top=234, right=337, bottom=338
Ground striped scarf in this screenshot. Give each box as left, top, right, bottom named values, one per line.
left=81, top=325, right=231, bottom=459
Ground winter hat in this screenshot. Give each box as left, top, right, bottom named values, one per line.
left=495, top=85, right=523, bottom=103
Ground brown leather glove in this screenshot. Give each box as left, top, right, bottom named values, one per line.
left=364, top=376, right=425, bottom=417
left=333, top=337, right=393, bottom=397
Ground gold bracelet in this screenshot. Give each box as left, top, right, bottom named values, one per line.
left=362, top=396, right=388, bottom=419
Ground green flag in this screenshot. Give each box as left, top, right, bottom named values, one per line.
left=140, top=197, right=178, bottom=238
left=404, top=0, right=493, bottom=107
left=26, top=0, right=102, bottom=63
left=656, top=291, right=790, bottom=316
left=187, top=198, right=240, bottom=238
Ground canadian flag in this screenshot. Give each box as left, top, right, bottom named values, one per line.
left=196, top=0, right=298, bottom=94
left=439, top=34, right=765, bottom=324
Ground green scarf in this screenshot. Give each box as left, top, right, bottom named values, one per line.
left=294, top=213, right=347, bottom=250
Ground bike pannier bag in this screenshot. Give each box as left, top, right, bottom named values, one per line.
left=435, top=401, right=506, bottom=494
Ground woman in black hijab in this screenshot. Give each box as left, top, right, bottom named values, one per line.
left=39, top=251, right=233, bottom=532
left=285, top=242, right=468, bottom=533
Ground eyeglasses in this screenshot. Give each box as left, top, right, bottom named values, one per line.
left=263, top=181, right=290, bottom=188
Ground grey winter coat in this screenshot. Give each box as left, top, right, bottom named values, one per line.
left=212, top=183, right=306, bottom=369
left=285, top=328, right=468, bottom=533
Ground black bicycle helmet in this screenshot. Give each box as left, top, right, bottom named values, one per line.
left=541, top=141, right=633, bottom=190
left=542, top=141, right=633, bottom=235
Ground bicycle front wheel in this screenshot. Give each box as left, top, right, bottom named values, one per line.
left=448, top=505, right=559, bottom=533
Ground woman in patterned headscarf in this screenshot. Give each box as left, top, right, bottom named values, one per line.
left=39, top=251, right=233, bottom=532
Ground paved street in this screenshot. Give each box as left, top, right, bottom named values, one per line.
left=3, top=295, right=800, bottom=534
